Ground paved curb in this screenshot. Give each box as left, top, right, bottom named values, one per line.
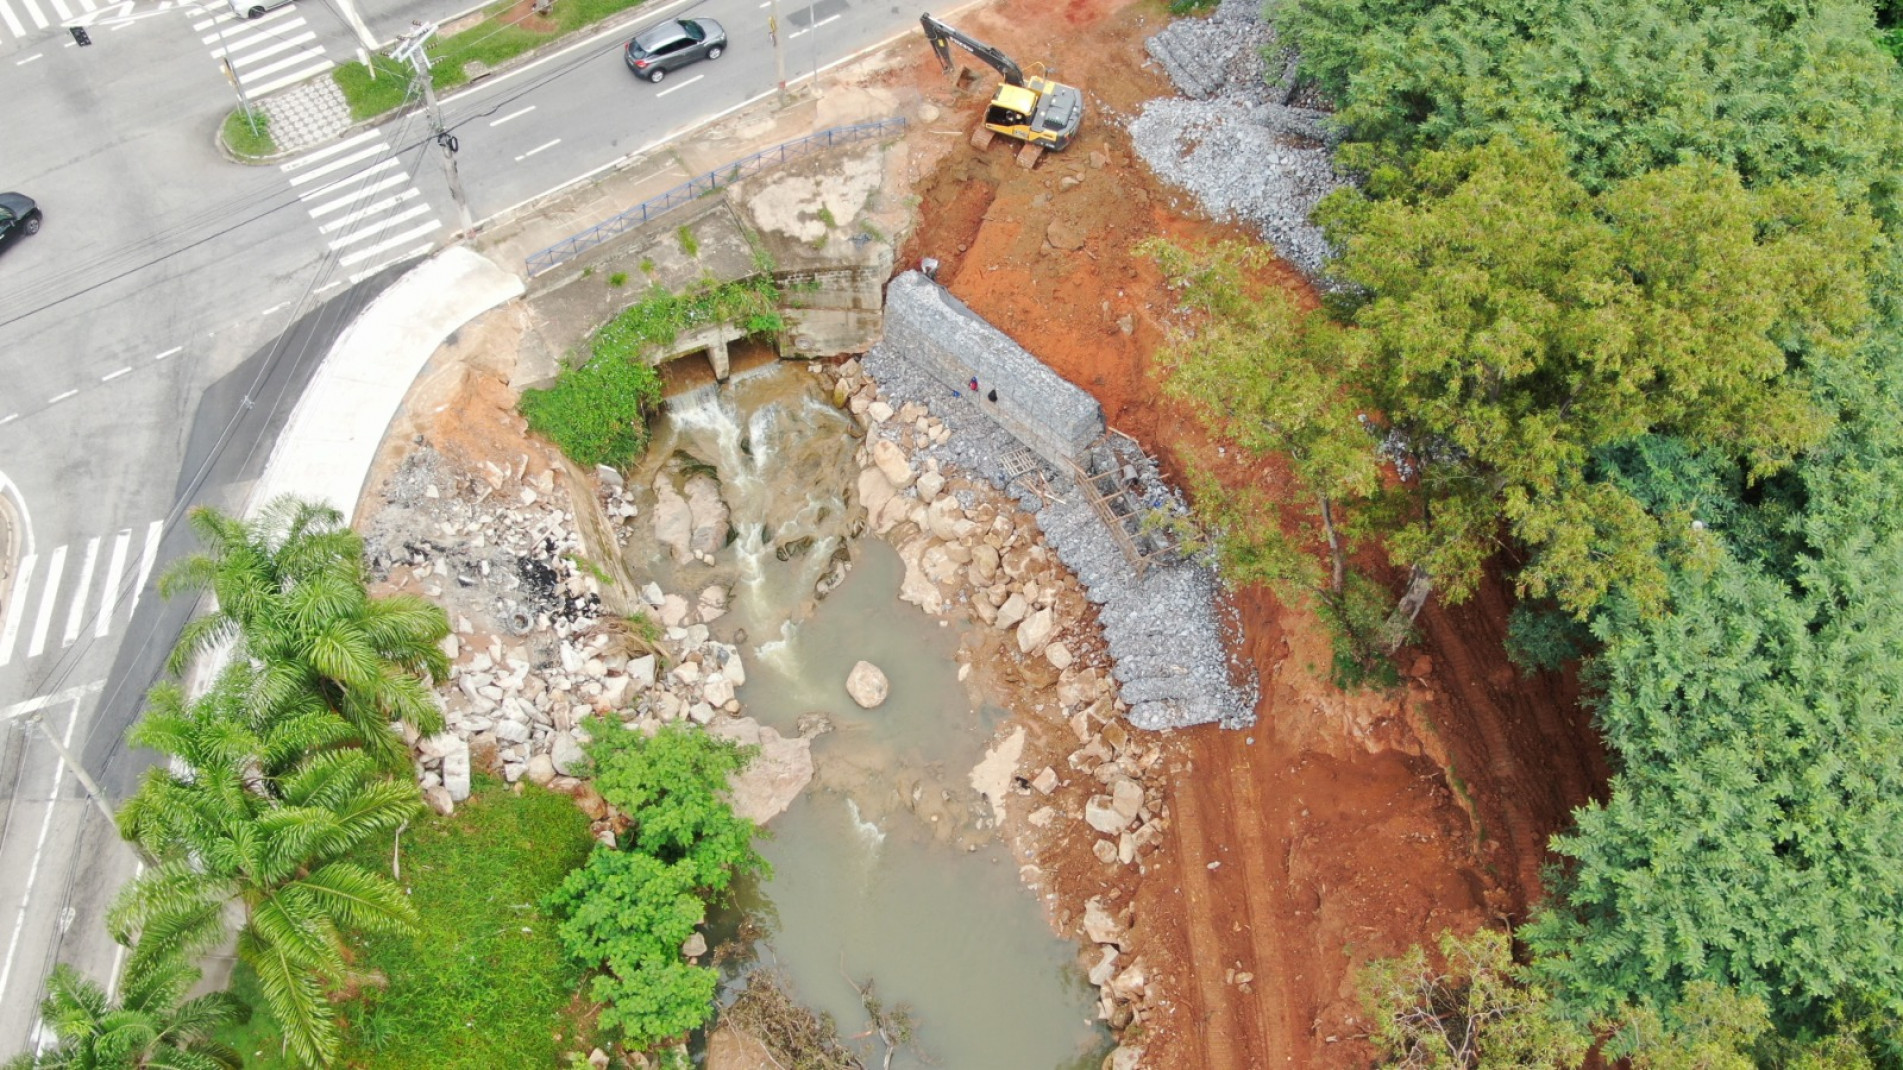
left=246, top=246, right=525, bottom=525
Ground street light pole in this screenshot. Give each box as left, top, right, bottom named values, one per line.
left=24, top=714, right=119, bottom=831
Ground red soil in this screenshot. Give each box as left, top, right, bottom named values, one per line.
left=859, top=0, right=1612, bottom=1064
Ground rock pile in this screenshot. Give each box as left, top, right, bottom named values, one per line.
left=857, top=302, right=1258, bottom=730
left=1131, top=0, right=1351, bottom=279
left=825, top=357, right=1185, bottom=1066
left=362, top=446, right=814, bottom=833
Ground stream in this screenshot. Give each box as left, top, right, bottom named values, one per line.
left=623, top=365, right=1110, bottom=1069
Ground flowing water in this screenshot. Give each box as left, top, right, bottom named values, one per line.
left=624, top=365, right=1110, bottom=1069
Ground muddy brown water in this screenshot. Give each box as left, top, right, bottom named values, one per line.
left=628, top=365, right=1109, bottom=1068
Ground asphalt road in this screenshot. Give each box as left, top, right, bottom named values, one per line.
left=0, top=0, right=940, bottom=1051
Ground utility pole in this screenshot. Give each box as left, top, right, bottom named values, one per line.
left=393, top=22, right=475, bottom=239
left=23, top=714, right=118, bottom=830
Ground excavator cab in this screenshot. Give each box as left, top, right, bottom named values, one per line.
left=923, top=13, right=1084, bottom=168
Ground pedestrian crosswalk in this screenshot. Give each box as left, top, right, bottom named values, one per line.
left=0, top=0, right=112, bottom=48
left=194, top=3, right=334, bottom=100
left=0, top=521, right=160, bottom=670
left=284, top=130, right=443, bottom=281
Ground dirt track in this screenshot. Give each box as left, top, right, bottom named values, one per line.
left=865, top=0, right=1610, bottom=1063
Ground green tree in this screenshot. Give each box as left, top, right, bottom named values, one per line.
left=2, top=952, right=245, bottom=1070
left=587, top=720, right=766, bottom=888
left=544, top=850, right=718, bottom=1050
left=542, top=722, right=767, bottom=1050
left=111, top=695, right=421, bottom=1067
left=1277, top=0, right=1903, bottom=217
left=1320, top=130, right=1873, bottom=620
left=1523, top=339, right=1903, bottom=1029
left=1357, top=928, right=1590, bottom=1068
left=161, top=496, right=450, bottom=769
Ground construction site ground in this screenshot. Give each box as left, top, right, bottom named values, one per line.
left=398, top=0, right=1616, bottom=1064
left=869, top=0, right=1611, bottom=1065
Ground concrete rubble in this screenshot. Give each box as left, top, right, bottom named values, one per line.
left=362, top=446, right=817, bottom=835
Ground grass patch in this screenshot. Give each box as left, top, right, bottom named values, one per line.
left=519, top=277, right=783, bottom=467
left=609, top=271, right=629, bottom=287
left=676, top=226, right=700, bottom=257
left=334, top=0, right=653, bottom=121
left=215, top=779, right=598, bottom=1067
left=221, top=109, right=277, bottom=159
left=332, top=55, right=416, bottom=121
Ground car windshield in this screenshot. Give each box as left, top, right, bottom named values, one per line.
left=681, top=19, right=705, bottom=41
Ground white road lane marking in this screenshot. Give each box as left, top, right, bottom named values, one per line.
left=341, top=221, right=439, bottom=266
left=62, top=537, right=98, bottom=647
left=329, top=204, right=433, bottom=249
left=100, top=367, right=130, bottom=382
left=307, top=173, right=407, bottom=216
left=282, top=127, right=380, bottom=169
left=94, top=529, right=129, bottom=639
left=0, top=553, right=36, bottom=666
left=298, top=158, right=399, bottom=201
left=654, top=74, right=701, bottom=97
left=287, top=143, right=385, bottom=186
left=789, top=13, right=838, bottom=37
left=514, top=137, right=562, bottom=160
left=0, top=687, right=97, bottom=1016
left=317, top=188, right=419, bottom=232
left=488, top=104, right=535, bottom=126
left=26, top=544, right=65, bottom=658
left=15, top=53, right=44, bottom=65
left=152, top=346, right=181, bottom=360
left=127, top=520, right=160, bottom=620
left=0, top=415, right=17, bottom=426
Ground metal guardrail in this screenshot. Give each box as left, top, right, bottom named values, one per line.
left=525, top=116, right=909, bottom=277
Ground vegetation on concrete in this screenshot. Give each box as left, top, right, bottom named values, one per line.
left=332, top=0, right=656, bottom=121
left=221, top=109, right=277, bottom=159
left=519, top=277, right=783, bottom=468
left=544, top=721, right=766, bottom=1050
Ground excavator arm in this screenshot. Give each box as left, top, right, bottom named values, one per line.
left=921, top=12, right=1025, bottom=88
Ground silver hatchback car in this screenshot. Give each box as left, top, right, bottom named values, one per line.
left=623, top=17, right=726, bottom=83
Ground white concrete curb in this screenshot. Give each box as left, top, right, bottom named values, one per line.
left=247, top=245, right=525, bottom=524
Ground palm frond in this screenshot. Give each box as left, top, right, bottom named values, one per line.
left=240, top=927, right=340, bottom=1068
left=295, top=862, right=420, bottom=934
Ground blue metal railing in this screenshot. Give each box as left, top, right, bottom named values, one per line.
left=525, top=117, right=908, bottom=277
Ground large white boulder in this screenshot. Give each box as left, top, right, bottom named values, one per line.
left=708, top=717, right=815, bottom=825
left=651, top=478, right=694, bottom=562
left=440, top=735, right=472, bottom=801
left=684, top=474, right=731, bottom=558
left=871, top=438, right=915, bottom=489
left=846, top=661, right=889, bottom=709
left=1017, top=607, right=1055, bottom=654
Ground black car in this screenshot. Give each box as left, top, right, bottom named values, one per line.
left=0, top=193, right=40, bottom=245
left=624, top=17, right=725, bottom=83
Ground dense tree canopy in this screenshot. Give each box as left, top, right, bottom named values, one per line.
left=1279, top=0, right=1903, bottom=217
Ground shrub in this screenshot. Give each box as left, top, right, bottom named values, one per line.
left=518, top=349, right=664, bottom=469
left=542, top=722, right=767, bottom=1050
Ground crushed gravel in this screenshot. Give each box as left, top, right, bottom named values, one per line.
left=1132, top=0, right=1352, bottom=280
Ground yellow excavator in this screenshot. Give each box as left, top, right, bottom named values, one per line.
left=921, top=13, right=1083, bottom=169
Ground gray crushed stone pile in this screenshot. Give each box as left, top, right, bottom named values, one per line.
left=864, top=274, right=1257, bottom=731
left=1133, top=0, right=1351, bottom=280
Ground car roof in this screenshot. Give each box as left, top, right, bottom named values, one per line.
left=0, top=192, right=33, bottom=215
left=631, top=19, right=688, bottom=50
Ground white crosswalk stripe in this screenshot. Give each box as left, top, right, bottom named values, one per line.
left=285, top=138, right=441, bottom=276
left=196, top=3, right=334, bottom=99
left=0, top=521, right=162, bottom=670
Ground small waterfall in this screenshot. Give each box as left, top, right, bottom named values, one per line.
left=629, top=365, right=863, bottom=647
left=845, top=797, right=886, bottom=851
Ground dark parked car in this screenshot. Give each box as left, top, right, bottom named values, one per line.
left=0, top=193, right=40, bottom=245
left=624, top=17, right=725, bottom=83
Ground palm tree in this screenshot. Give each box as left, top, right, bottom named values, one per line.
left=110, top=698, right=421, bottom=1067
left=2, top=948, right=245, bottom=1070
left=161, top=496, right=451, bottom=768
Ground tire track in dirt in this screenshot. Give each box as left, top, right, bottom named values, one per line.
left=1220, top=730, right=1301, bottom=1067
left=1164, top=753, right=1250, bottom=1068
